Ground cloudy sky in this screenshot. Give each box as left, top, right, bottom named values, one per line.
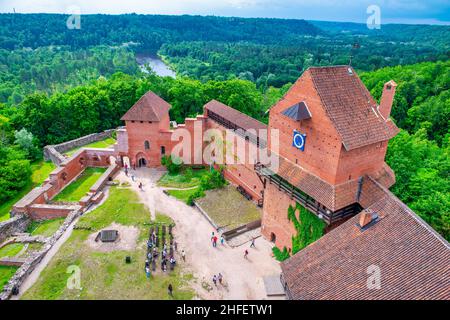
left=0, top=0, right=449, bottom=25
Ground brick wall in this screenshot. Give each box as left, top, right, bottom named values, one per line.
left=13, top=149, right=117, bottom=220
left=269, top=71, right=343, bottom=185
left=261, top=182, right=297, bottom=250
left=268, top=70, right=389, bottom=185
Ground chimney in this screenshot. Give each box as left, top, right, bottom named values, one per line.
left=378, top=80, right=397, bottom=120
left=358, top=209, right=379, bottom=229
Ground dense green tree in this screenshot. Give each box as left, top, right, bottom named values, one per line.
left=386, top=129, right=449, bottom=240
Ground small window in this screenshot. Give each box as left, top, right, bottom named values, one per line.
left=144, top=141, right=150, bottom=150
left=161, top=146, right=166, bottom=155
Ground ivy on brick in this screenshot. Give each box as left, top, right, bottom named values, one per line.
left=273, top=202, right=325, bottom=261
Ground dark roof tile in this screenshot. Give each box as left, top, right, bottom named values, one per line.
left=204, top=100, right=267, bottom=131
left=308, top=66, right=399, bottom=150
left=281, top=177, right=450, bottom=300
left=121, top=91, right=171, bottom=122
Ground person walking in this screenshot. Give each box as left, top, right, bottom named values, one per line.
left=138, top=182, right=143, bottom=190
left=168, top=284, right=173, bottom=297
left=218, top=273, right=223, bottom=285
left=181, top=249, right=186, bottom=262
left=212, top=235, right=218, bottom=248
left=250, top=237, right=255, bottom=248
left=212, top=275, right=217, bottom=287
left=244, top=249, right=249, bottom=259
left=145, top=266, right=151, bottom=279
left=131, top=174, right=135, bottom=182
left=220, top=236, right=225, bottom=246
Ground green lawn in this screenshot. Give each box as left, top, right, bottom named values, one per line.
left=158, top=167, right=209, bottom=188
left=0, top=243, right=25, bottom=259
left=22, top=186, right=194, bottom=300
left=53, top=167, right=106, bottom=202
left=64, top=137, right=116, bottom=156
left=166, top=187, right=203, bottom=204
left=27, top=218, right=65, bottom=237
left=0, top=266, right=18, bottom=291
left=0, top=161, right=56, bottom=222
left=195, top=185, right=262, bottom=230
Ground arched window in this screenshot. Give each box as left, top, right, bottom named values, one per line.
left=144, top=140, right=150, bottom=150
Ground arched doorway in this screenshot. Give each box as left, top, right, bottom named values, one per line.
left=270, top=232, right=276, bottom=243
left=138, top=158, right=147, bottom=167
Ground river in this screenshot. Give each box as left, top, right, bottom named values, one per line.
left=136, top=54, right=176, bottom=78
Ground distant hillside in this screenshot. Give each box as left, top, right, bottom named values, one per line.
left=310, top=20, right=450, bottom=48
left=0, top=14, right=320, bottom=50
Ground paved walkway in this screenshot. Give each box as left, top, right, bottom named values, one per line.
left=119, top=168, right=281, bottom=300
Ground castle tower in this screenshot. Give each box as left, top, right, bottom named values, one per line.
left=260, top=66, right=399, bottom=249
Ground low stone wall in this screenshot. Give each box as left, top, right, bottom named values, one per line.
left=0, top=257, right=26, bottom=267
left=222, top=219, right=262, bottom=240
left=44, top=129, right=115, bottom=165
left=0, top=215, right=30, bottom=244
left=0, top=208, right=83, bottom=300
left=90, top=163, right=120, bottom=193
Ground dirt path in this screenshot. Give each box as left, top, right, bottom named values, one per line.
left=119, top=168, right=281, bottom=300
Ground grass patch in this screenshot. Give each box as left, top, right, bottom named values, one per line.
left=0, top=161, right=56, bottom=221
left=157, top=167, right=208, bottom=188
left=64, top=137, right=116, bottom=156
left=27, top=218, right=65, bottom=237
left=195, top=185, right=261, bottom=230
left=0, top=243, right=25, bottom=259
left=22, top=187, right=194, bottom=300
left=15, top=243, right=45, bottom=259
left=53, top=167, right=106, bottom=202
left=0, top=266, right=18, bottom=291
left=155, top=212, right=175, bottom=225
left=166, top=187, right=204, bottom=204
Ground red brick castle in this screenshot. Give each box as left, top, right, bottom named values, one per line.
left=117, top=66, right=399, bottom=250
left=116, top=67, right=449, bottom=299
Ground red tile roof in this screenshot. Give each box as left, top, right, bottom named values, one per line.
left=204, top=100, right=267, bottom=131
left=281, top=177, right=450, bottom=300
left=121, top=91, right=171, bottom=122
left=308, top=66, right=399, bottom=151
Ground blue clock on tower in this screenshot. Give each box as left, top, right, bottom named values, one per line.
left=293, top=130, right=306, bottom=151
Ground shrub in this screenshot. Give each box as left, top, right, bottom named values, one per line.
left=161, top=155, right=182, bottom=174
left=184, top=167, right=193, bottom=181
left=187, top=189, right=205, bottom=206
left=200, top=168, right=226, bottom=191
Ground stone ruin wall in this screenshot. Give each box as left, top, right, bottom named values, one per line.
left=0, top=214, right=30, bottom=244
left=44, top=129, right=115, bottom=166
left=0, top=208, right=82, bottom=300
